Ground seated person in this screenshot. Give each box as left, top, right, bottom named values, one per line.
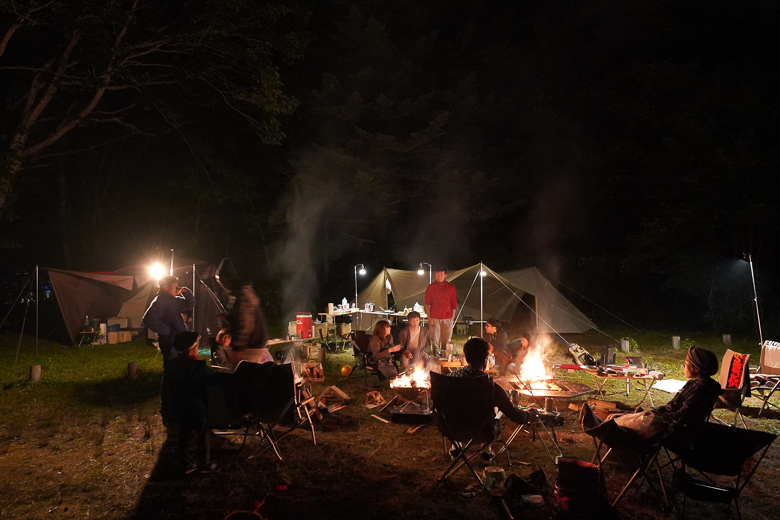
left=397, top=311, right=432, bottom=373
left=484, top=318, right=509, bottom=375
left=212, top=328, right=234, bottom=369
left=369, top=320, right=402, bottom=381
left=581, top=345, right=722, bottom=443
left=449, top=337, right=537, bottom=461
left=167, top=331, right=217, bottom=474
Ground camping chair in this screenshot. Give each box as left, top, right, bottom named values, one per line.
left=430, top=372, right=511, bottom=485
left=665, top=421, right=776, bottom=519
left=711, top=350, right=751, bottom=428
left=349, top=330, right=379, bottom=379
left=583, top=415, right=670, bottom=508
left=750, top=340, right=780, bottom=417
left=233, top=361, right=317, bottom=460
left=496, top=409, right=564, bottom=464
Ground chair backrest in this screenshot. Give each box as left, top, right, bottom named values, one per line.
left=351, top=330, right=371, bottom=352
left=233, top=361, right=295, bottom=422
left=430, top=371, right=495, bottom=444
left=719, top=350, right=751, bottom=393
left=675, top=421, right=776, bottom=476
left=759, top=340, right=780, bottom=375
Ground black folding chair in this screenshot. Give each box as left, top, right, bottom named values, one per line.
left=584, top=417, right=670, bottom=508
left=349, top=330, right=380, bottom=379
left=665, top=421, right=776, bottom=519
left=430, top=372, right=510, bottom=485
left=233, top=361, right=317, bottom=460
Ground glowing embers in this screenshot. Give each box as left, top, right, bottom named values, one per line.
left=390, top=365, right=431, bottom=415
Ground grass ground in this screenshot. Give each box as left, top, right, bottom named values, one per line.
left=1, top=329, right=779, bottom=520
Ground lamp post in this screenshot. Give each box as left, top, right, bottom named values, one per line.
left=745, top=253, right=764, bottom=347
left=417, top=262, right=432, bottom=284
left=479, top=263, right=487, bottom=336
left=354, top=264, right=366, bottom=309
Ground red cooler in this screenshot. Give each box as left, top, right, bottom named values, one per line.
left=296, top=313, right=313, bottom=339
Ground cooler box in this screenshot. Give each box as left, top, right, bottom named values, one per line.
left=108, top=317, right=130, bottom=329
left=296, top=313, right=313, bottom=339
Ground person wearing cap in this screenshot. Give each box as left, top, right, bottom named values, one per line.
left=580, top=345, right=722, bottom=442
left=484, top=318, right=509, bottom=375
left=397, top=311, right=432, bottom=373
left=650, top=345, right=722, bottom=428
left=167, top=331, right=217, bottom=474
left=143, top=275, right=196, bottom=425
left=143, top=275, right=196, bottom=360
left=424, top=266, right=458, bottom=357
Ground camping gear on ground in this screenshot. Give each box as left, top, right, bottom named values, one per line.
left=295, top=313, right=313, bottom=339
left=554, top=458, right=606, bottom=514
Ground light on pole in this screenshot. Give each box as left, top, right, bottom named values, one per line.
left=745, top=253, right=764, bottom=347
left=418, top=262, right=432, bottom=284
left=354, top=264, right=366, bottom=309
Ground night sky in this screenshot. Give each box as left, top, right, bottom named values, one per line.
left=1, top=0, right=778, bottom=334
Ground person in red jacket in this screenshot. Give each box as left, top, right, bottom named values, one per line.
left=424, top=266, right=458, bottom=357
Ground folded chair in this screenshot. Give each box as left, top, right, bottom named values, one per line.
left=233, top=361, right=317, bottom=460
left=665, top=421, right=776, bottom=519
left=584, top=417, right=670, bottom=508
left=712, top=350, right=751, bottom=428
left=751, top=340, right=780, bottom=417
left=430, top=372, right=510, bottom=485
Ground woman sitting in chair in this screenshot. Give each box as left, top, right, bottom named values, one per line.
left=581, top=345, right=722, bottom=441
left=369, top=320, right=402, bottom=381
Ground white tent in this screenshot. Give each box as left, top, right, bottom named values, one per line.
left=356, top=264, right=596, bottom=334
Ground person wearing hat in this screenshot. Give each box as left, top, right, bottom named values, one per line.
left=143, top=275, right=196, bottom=360
left=424, top=266, right=458, bottom=357
left=167, top=331, right=217, bottom=474
left=580, top=345, right=722, bottom=442
left=142, top=275, right=196, bottom=424
left=397, top=311, right=432, bottom=373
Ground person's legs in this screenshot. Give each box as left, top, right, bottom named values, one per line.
left=196, top=421, right=211, bottom=469
left=430, top=319, right=443, bottom=356
left=438, top=318, right=454, bottom=351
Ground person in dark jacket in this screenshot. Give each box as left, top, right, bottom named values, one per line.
left=142, top=275, right=196, bottom=360
left=484, top=318, right=510, bottom=375
left=167, top=331, right=216, bottom=474
left=142, top=275, right=196, bottom=424
left=369, top=320, right=402, bottom=381
left=449, top=337, right=537, bottom=462
left=230, top=281, right=270, bottom=352
left=581, top=346, right=722, bottom=442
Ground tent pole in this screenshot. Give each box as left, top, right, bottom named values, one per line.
left=169, top=249, right=174, bottom=276
left=35, top=265, right=39, bottom=356
left=480, top=262, right=484, bottom=337
left=192, top=264, right=196, bottom=332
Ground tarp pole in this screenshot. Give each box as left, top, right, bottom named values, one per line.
left=35, top=265, right=39, bottom=356
left=192, top=264, right=196, bottom=332
left=480, top=261, right=484, bottom=337
left=169, top=249, right=174, bottom=276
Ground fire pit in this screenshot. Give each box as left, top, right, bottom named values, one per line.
left=390, top=370, right=431, bottom=416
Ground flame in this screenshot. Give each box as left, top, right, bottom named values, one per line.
left=519, top=343, right=551, bottom=386
left=390, top=366, right=430, bottom=389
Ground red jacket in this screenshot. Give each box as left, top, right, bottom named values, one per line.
left=424, top=281, right=457, bottom=319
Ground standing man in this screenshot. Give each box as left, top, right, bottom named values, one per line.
left=424, top=266, right=458, bottom=357
left=397, top=311, right=432, bottom=372
left=143, top=275, right=196, bottom=424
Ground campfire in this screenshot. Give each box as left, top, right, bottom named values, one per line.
left=518, top=344, right=556, bottom=389
left=390, top=365, right=431, bottom=414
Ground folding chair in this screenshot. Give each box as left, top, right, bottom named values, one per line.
left=430, top=372, right=510, bottom=485
left=751, top=340, right=780, bottom=417
left=584, top=418, right=670, bottom=508
left=712, top=350, right=751, bottom=428
left=496, top=410, right=563, bottom=464
left=233, top=361, right=317, bottom=460
left=349, top=330, right=379, bottom=379
left=665, top=421, right=776, bottom=519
